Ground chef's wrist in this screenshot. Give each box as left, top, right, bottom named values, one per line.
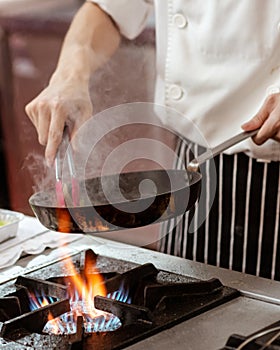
left=49, top=68, right=90, bottom=87
left=50, top=46, right=95, bottom=85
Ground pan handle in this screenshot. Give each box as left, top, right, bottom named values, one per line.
left=187, top=128, right=259, bottom=172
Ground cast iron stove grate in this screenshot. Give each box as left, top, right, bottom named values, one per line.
left=0, top=249, right=239, bottom=349
left=222, top=320, right=280, bottom=350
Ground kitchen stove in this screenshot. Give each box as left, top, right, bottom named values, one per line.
left=223, top=322, right=280, bottom=349
left=1, top=233, right=280, bottom=349
left=0, top=249, right=238, bottom=349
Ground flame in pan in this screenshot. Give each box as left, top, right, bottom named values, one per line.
left=56, top=209, right=72, bottom=233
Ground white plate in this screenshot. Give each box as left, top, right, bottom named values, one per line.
left=0, top=209, right=24, bottom=243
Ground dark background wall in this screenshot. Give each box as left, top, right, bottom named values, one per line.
left=0, top=1, right=157, bottom=215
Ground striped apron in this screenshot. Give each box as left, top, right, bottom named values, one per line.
left=158, top=138, right=280, bottom=280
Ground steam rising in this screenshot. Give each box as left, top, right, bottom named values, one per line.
left=24, top=153, right=56, bottom=194
left=29, top=102, right=216, bottom=241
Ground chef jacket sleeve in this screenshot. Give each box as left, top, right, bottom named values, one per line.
left=87, top=0, right=154, bottom=39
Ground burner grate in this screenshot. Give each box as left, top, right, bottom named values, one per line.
left=0, top=250, right=240, bottom=350
left=223, top=321, right=280, bottom=350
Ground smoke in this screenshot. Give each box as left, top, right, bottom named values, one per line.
left=64, top=102, right=216, bottom=237
left=23, top=153, right=56, bottom=194
left=26, top=102, right=217, bottom=248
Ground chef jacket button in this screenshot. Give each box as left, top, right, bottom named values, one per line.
left=173, top=13, right=188, bottom=29
left=266, top=85, right=280, bottom=95
left=169, top=84, right=184, bottom=100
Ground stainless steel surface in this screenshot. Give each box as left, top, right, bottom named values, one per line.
left=235, top=326, right=280, bottom=350
left=1, top=231, right=280, bottom=349
left=127, top=298, right=280, bottom=350
left=91, top=237, right=280, bottom=350
left=65, top=130, right=76, bottom=179
left=55, top=127, right=76, bottom=181
left=187, top=129, right=259, bottom=172
left=55, top=127, right=79, bottom=207
left=258, top=329, right=280, bottom=350
left=54, top=148, right=62, bottom=182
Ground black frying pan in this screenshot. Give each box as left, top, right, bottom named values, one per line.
left=29, top=129, right=258, bottom=233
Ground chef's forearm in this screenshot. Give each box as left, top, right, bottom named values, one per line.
left=50, top=2, right=121, bottom=85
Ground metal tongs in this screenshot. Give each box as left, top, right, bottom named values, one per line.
left=55, top=127, right=79, bottom=207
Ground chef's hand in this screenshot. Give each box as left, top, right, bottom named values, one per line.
left=25, top=2, right=121, bottom=167
left=242, top=92, right=280, bottom=144
left=25, top=80, right=93, bottom=167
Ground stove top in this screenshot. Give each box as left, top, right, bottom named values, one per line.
left=222, top=320, right=280, bottom=349
left=0, top=234, right=280, bottom=349
left=0, top=249, right=239, bottom=349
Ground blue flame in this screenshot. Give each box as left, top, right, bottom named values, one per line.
left=28, top=289, right=58, bottom=311
left=82, top=282, right=131, bottom=334
left=107, top=281, right=131, bottom=304
left=30, top=280, right=131, bottom=334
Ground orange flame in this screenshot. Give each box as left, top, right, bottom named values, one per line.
left=44, top=195, right=110, bottom=332
left=65, top=258, right=107, bottom=318
left=28, top=292, right=62, bottom=332
left=56, top=209, right=72, bottom=233
left=93, top=218, right=110, bottom=232
left=46, top=312, right=62, bottom=334
left=28, top=257, right=108, bottom=335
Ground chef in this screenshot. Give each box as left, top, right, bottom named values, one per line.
left=25, top=0, right=280, bottom=280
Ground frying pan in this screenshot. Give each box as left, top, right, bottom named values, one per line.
left=29, top=129, right=258, bottom=234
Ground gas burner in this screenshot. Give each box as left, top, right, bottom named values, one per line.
left=223, top=321, right=280, bottom=350
left=0, top=249, right=239, bottom=349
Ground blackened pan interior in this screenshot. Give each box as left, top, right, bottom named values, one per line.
left=29, top=169, right=201, bottom=233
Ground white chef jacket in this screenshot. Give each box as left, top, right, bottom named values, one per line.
left=88, top=0, right=280, bottom=161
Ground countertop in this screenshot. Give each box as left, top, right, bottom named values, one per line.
left=1, top=216, right=280, bottom=349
